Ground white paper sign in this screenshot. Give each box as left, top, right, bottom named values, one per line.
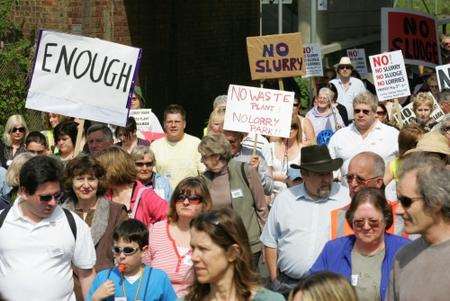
left=393, top=92, right=445, bottom=125
left=26, top=30, right=142, bottom=126
left=318, top=0, right=327, bottom=11
left=223, top=85, right=294, bottom=138
left=436, top=64, right=450, bottom=92
left=369, top=50, right=410, bottom=102
left=129, top=109, right=163, bottom=132
left=303, top=43, right=323, bottom=78
left=347, top=48, right=368, bottom=76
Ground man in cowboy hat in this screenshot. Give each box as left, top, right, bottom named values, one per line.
left=330, top=56, right=366, bottom=120
left=261, top=145, right=350, bottom=296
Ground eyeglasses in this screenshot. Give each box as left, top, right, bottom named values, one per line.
left=376, top=110, right=386, bottom=116
left=11, top=127, right=26, bottom=133
left=112, top=246, right=139, bottom=256
left=397, top=195, right=422, bottom=209
left=353, top=218, right=382, bottom=229
left=38, top=192, right=63, bottom=202
left=176, top=194, right=203, bottom=205
left=345, top=174, right=380, bottom=185
left=135, top=161, right=153, bottom=167
left=354, top=109, right=371, bottom=115
left=338, top=65, right=352, bottom=70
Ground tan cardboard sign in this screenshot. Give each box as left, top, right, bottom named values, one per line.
left=246, top=33, right=305, bottom=80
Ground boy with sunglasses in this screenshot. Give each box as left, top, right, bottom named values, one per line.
left=88, top=219, right=176, bottom=301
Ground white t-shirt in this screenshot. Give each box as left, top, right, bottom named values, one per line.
left=330, top=77, right=366, bottom=120
left=0, top=200, right=96, bottom=301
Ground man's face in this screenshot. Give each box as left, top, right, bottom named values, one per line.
left=223, top=131, right=242, bottom=156
left=337, top=65, right=352, bottom=79
left=87, top=130, right=113, bottom=154
left=347, top=156, right=383, bottom=198
left=442, top=37, right=450, bottom=51
left=164, top=113, right=186, bottom=142
left=26, top=142, right=47, bottom=155
left=396, top=170, right=436, bottom=235
left=302, top=170, right=333, bottom=199
left=354, top=104, right=376, bottom=131
left=20, top=181, right=61, bottom=222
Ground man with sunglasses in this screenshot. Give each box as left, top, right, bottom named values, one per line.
left=329, top=56, right=366, bottom=120
left=388, top=153, right=450, bottom=300
left=0, top=156, right=96, bottom=301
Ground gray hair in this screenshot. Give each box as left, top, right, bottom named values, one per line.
left=353, top=91, right=378, bottom=112
left=439, top=114, right=450, bottom=135
left=213, top=95, right=227, bottom=110
left=130, top=145, right=155, bottom=163
left=400, top=153, right=450, bottom=220
left=353, top=151, right=385, bottom=177
left=318, top=87, right=335, bottom=104
left=2, top=115, right=29, bottom=146
left=86, top=123, right=113, bottom=142
left=6, top=152, right=36, bottom=187
left=438, top=90, right=450, bottom=102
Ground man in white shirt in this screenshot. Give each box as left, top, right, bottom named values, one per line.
left=0, top=156, right=96, bottom=301
left=328, top=91, right=399, bottom=176
left=330, top=56, right=366, bottom=120
left=151, top=104, right=205, bottom=187
left=261, top=145, right=350, bottom=295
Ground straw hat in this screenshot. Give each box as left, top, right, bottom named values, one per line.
left=405, top=131, right=450, bottom=156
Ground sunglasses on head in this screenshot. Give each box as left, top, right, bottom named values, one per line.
left=354, top=109, right=371, bottom=115
left=353, top=218, right=381, bottom=229
left=397, top=195, right=422, bottom=209
left=11, top=127, right=26, bottom=133
left=338, top=65, right=352, bottom=70
left=176, top=194, right=203, bottom=205
left=39, top=192, right=63, bottom=202
left=112, top=246, right=139, bottom=256
left=135, top=161, right=153, bottom=167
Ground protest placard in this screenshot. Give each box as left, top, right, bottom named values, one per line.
left=246, top=33, right=305, bottom=80
left=436, top=64, right=450, bottom=92
left=347, top=48, right=368, bottom=76
left=369, top=50, right=410, bottom=102
left=26, top=30, right=142, bottom=126
left=303, top=43, right=323, bottom=78
left=381, top=8, right=441, bottom=67
left=393, top=92, right=445, bottom=125
left=223, top=84, right=294, bottom=138
left=129, top=109, right=165, bottom=142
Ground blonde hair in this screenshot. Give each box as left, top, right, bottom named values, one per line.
left=2, top=115, right=29, bottom=146
left=412, top=92, right=434, bottom=112
left=353, top=91, right=378, bottom=112
left=6, top=152, right=36, bottom=187
left=94, top=146, right=137, bottom=186
left=198, top=133, right=232, bottom=161
left=206, top=107, right=225, bottom=135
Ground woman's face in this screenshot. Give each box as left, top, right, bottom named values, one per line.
left=209, top=120, right=223, bottom=134
left=49, top=114, right=61, bottom=128
left=175, top=189, right=206, bottom=221
left=135, top=154, right=154, bottom=182
left=190, top=228, right=233, bottom=284
left=289, top=123, right=299, bottom=140
left=57, top=134, right=74, bottom=156
left=9, top=123, right=26, bottom=143
left=352, top=202, right=385, bottom=245
left=130, top=93, right=141, bottom=109
left=375, top=105, right=388, bottom=123
left=415, top=104, right=432, bottom=122
left=315, top=92, right=330, bottom=109
left=201, top=154, right=226, bottom=173
left=73, top=172, right=99, bottom=202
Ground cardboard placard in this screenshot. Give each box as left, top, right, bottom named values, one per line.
left=26, top=30, right=142, bottom=126
left=246, top=33, right=305, bottom=80
left=393, top=92, right=445, bottom=125
left=381, top=8, right=441, bottom=67
left=223, top=84, right=294, bottom=138
left=347, top=48, right=368, bottom=76
left=436, top=64, right=450, bottom=92
left=369, top=50, right=411, bottom=102
left=303, top=43, right=323, bottom=78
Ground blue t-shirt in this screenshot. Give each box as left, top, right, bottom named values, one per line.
left=87, top=266, right=177, bottom=301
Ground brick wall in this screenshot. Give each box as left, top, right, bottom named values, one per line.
left=12, top=1, right=259, bottom=136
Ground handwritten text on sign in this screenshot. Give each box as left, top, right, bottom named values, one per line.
left=223, top=85, right=294, bottom=138
left=246, top=33, right=305, bottom=80
left=436, top=64, right=450, bottom=92
left=369, top=50, right=410, bottom=102
left=26, top=30, right=141, bottom=126
left=303, top=43, right=323, bottom=77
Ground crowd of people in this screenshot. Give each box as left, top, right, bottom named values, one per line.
left=0, top=53, right=449, bottom=301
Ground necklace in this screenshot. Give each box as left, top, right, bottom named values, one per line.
left=121, top=268, right=144, bottom=301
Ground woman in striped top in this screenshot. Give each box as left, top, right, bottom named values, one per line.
left=143, top=176, right=212, bottom=297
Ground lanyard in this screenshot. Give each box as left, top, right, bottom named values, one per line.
left=121, top=271, right=144, bottom=301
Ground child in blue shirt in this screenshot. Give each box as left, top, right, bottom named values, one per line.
left=87, top=219, right=176, bottom=301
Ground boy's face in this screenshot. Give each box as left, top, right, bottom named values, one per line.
left=113, top=238, right=147, bottom=276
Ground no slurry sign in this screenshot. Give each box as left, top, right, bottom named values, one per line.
left=223, top=85, right=294, bottom=138
left=369, top=50, right=410, bottom=102
left=246, top=33, right=305, bottom=80
left=381, top=8, right=441, bottom=67
left=26, top=30, right=142, bottom=126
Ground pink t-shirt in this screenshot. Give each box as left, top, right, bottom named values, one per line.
left=143, top=220, right=194, bottom=297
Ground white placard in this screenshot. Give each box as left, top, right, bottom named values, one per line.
left=318, top=0, right=327, bottom=11
left=393, top=92, right=445, bottom=125
left=369, top=50, right=410, bottom=102
left=436, top=64, right=450, bottom=92
left=303, top=43, right=323, bottom=78
left=347, top=48, right=368, bottom=76
left=26, top=30, right=141, bottom=126
left=129, top=109, right=163, bottom=132
left=223, top=85, right=294, bottom=138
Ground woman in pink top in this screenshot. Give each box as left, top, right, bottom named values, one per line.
left=95, top=146, right=168, bottom=226
left=143, top=177, right=212, bottom=297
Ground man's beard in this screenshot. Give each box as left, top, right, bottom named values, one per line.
left=316, top=184, right=331, bottom=198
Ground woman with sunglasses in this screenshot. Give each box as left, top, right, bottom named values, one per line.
left=309, top=188, right=410, bottom=301
left=376, top=103, right=390, bottom=124
left=143, top=177, right=212, bottom=297
left=131, top=145, right=172, bottom=202
left=62, top=155, right=128, bottom=300
left=183, top=208, right=284, bottom=301
left=2, top=114, right=28, bottom=167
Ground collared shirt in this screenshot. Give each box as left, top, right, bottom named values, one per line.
left=0, top=199, right=96, bottom=301
left=260, top=183, right=350, bottom=278
left=330, top=77, right=366, bottom=120
left=327, top=120, right=399, bottom=176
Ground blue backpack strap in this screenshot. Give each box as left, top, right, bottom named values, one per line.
left=63, top=208, right=77, bottom=240
left=0, top=207, right=11, bottom=228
